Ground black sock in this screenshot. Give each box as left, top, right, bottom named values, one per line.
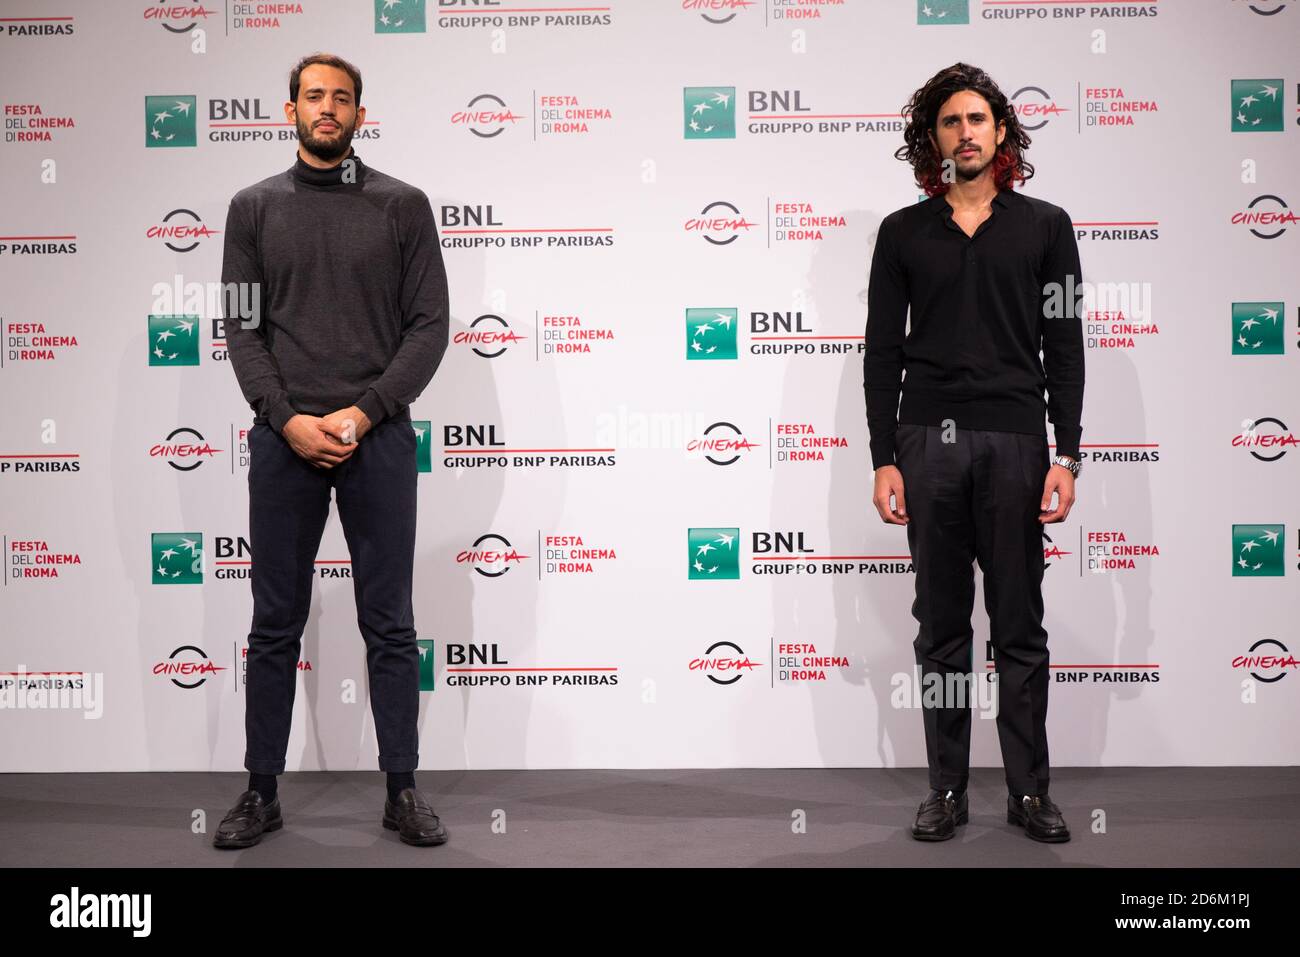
left=248, top=772, right=277, bottom=803
left=387, top=771, right=415, bottom=803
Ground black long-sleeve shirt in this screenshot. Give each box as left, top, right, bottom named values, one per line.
left=863, top=188, right=1085, bottom=470
left=221, top=150, right=449, bottom=434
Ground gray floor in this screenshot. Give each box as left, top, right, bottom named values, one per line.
left=1, top=767, right=1295, bottom=867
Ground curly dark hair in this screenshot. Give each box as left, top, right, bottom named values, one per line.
left=895, top=62, right=1033, bottom=197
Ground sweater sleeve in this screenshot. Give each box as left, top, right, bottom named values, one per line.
left=863, top=213, right=909, bottom=470
left=354, top=190, right=450, bottom=428
left=220, top=196, right=298, bottom=434
left=1040, top=206, right=1086, bottom=461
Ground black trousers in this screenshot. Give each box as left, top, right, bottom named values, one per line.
left=243, top=416, right=420, bottom=774
left=894, top=422, right=1052, bottom=797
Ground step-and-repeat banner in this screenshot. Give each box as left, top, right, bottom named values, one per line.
left=1, top=0, right=1297, bottom=772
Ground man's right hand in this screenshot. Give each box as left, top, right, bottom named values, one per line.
left=872, top=465, right=909, bottom=525
left=282, top=414, right=358, bottom=469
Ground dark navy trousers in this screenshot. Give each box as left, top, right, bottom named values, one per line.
left=894, top=422, right=1053, bottom=797
left=243, top=415, right=420, bottom=774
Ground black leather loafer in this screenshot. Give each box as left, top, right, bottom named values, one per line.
left=910, top=788, right=968, bottom=841
left=1007, top=793, right=1071, bottom=842
left=213, top=789, right=282, bottom=849
left=383, top=787, right=449, bottom=846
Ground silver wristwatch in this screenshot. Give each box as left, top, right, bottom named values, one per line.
left=1052, top=455, right=1081, bottom=477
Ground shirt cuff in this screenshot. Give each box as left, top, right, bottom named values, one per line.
left=355, top=389, right=386, bottom=430
left=1054, top=428, right=1081, bottom=462
left=869, top=438, right=897, bottom=471
left=268, top=400, right=297, bottom=435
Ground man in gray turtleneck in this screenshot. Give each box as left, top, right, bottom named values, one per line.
left=213, top=52, right=450, bottom=849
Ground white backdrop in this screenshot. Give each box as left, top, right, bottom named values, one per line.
left=1, top=0, right=1298, bottom=772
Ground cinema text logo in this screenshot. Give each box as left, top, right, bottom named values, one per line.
left=442, top=424, right=615, bottom=469
left=452, top=94, right=524, bottom=137
left=1086, top=309, right=1158, bottom=350
left=685, top=0, right=756, bottom=25
left=144, top=2, right=218, bottom=32
left=1042, top=529, right=1072, bottom=570
left=442, top=642, right=618, bottom=687
left=151, top=427, right=222, bottom=471
left=687, top=421, right=758, bottom=465
left=776, top=642, right=850, bottom=683
left=1233, top=639, right=1298, bottom=683
left=1232, top=194, right=1297, bottom=239
left=690, top=641, right=761, bottom=685
left=8, top=540, right=82, bottom=582
left=752, top=531, right=912, bottom=575
left=685, top=201, right=758, bottom=245
left=1011, top=86, right=1067, bottom=131
left=1233, top=417, right=1296, bottom=461
left=1230, top=78, right=1284, bottom=131
left=456, top=315, right=523, bottom=358
left=5, top=320, right=79, bottom=363
left=1231, top=524, right=1285, bottom=576
left=457, top=534, right=530, bottom=577
left=148, top=209, right=218, bottom=252
left=237, top=644, right=311, bottom=693
left=1231, top=301, right=1284, bottom=354
left=153, top=645, right=224, bottom=689
left=1082, top=87, right=1158, bottom=128
left=774, top=422, right=848, bottom=463
left=1084, top=528, right=1160, bottom=573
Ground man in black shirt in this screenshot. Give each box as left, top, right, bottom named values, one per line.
left=864, top=63, right=1084, bottom=842
left=213, top=53, right=450, bottom=848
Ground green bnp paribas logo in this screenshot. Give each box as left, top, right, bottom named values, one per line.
left=686, top=308, right=738, bottom=360
left=152, top=532, right=203, bottom=584
left=918, top=1, right=968, bottom=25
left=148, top=314, right=200, bottom=365
left=375, top=0, right=425, bottom=33
left=684, top=87, right=735, bottom=139
left=1232, top=302, right=1284, bottom=355
left=418, top=639, right=435, bottom=691
left=1232, top=524, right=1284, bottom=577
left=1230, top=79, right=1283, bottom=132
left=688, top=527, right=740, bottom=580
left=412, top=420, right=432, bottom=473
left=145, top=95, right=196, bottom=148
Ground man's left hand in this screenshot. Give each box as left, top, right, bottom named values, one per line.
left=1039, top=462, right=1076, bottom=524
left=319, top=406, right=372, bottom=446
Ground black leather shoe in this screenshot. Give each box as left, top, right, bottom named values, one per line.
left=1007, top=792, right=1071, bottom=842
left=383, top=787, right=449, bottom=846
left=910, top=788, right=968, bottom=841
left=213, top=789, right=282, bottom=849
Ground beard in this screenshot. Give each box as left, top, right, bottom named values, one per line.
left=951, top=146, right=994, bottom=181
left=296, top=114, right=356, bottom=162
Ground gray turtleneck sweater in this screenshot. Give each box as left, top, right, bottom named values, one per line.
left=220, top=150, right=449, bottom=434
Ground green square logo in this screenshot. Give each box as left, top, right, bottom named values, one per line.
left=145, top=95, right=197, bottom=148
left=149, top=314, right=200, bottom=366
left=152, top=532, right=204, bottom=584
left=687, top=308, right=738, bottom=360
left=418, top=639, right=435, bottom=691
left=1232, top=524, right=1284, bottom=577
left=1230, top=79, right=1284, bottom=132
left=688, top=527, right=740, bottom=580
left=375, top=0, right=425, bottom=33
left=684, top=87, right=735, bottom=139
left=918, top=1, right=968, bottom=25
left=1232, top=302, right=1284, bottom=355
left=412, top=420, right=432, bottom=473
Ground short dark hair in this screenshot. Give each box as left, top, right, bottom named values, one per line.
left=289, top=53, right=362, bottom=106
left=895, top=62, right=1033, bottom=196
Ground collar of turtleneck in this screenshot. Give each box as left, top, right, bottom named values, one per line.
left=290, top=149, right=364, bottom=188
